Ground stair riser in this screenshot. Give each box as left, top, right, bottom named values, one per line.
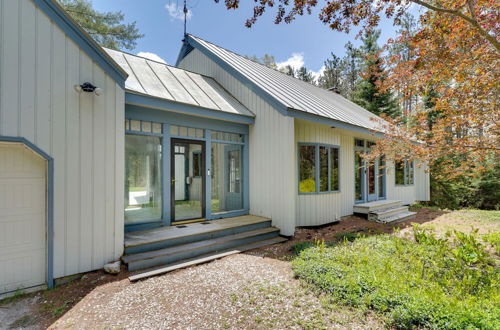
left=368, top=207, right=409, bottom=221
left=127, top=230, right=279, bottom=271
left=353, top=201, right=401, bottom=214
left=377, top=213, right=416, bottom=224
left=125, top=220, right=272, bottom=255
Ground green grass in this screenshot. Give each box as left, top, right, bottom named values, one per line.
left=292, top=226, right=500, bottom=329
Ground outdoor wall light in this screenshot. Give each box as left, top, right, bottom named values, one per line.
left=74, top=82, right=103, bottom=96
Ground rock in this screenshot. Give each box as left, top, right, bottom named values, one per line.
left=104, top=261, right=121, bottom=274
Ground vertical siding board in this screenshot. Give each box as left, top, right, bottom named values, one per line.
left=2, top=4, right=123, bottom=278
left=79, top=51, right=93, bottom=272
left=105, top=76, right=116, bottom=260
left=1, top=0, right=20, bottom=136
left=35, top=9, right=52, bottom=151
left=114, top=86, right=125, bottom=259
left=51, top=24, right=67, bottom=277
left=92, top=65, right=106, bottom=268
left=19, top=0, right=36, bottom=141
left=64, top=38, right=80, bottom=276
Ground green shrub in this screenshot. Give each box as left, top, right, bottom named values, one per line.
left=292, top=228, right=500, bottom=329
left=290, top=241, right=314, bottom=255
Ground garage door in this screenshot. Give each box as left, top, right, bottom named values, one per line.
left=0, top=143, right=46, bottom=294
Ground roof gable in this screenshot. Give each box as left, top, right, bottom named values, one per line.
left=179, top=34, right=386, bottom=134
left=32, top=0, right=128, bottom=86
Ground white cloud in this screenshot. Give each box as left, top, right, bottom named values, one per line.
left=310, top=65, right=325, bottom=82
left=165, top=3, right=192, bottom=21
left=137, top=52, right=167, bottom=64
left=277, top=53, right=305, bottom=71
left=277, top=53, right=324, bottom=82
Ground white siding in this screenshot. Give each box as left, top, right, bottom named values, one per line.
left=179, top=49, right=296, bottom=236
left=0, top=0, right=124, bottom=278
left=295, top=120, right=356, bottom=226
left=387, top=160, right=430, bottom=204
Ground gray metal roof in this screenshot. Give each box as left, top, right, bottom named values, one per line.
left=105, top=48, right=254, bottom=118
left=186, top=35, right=385, bottom=131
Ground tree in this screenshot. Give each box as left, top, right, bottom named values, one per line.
left=353, top=30, right=399, bottom=118
left=389, top=13, right=419, bottom=117
left=58, top=0, right=143, bottom=50
left=317, top=53, right=345, bottom=92
left=296, top=66, right=315, bottom=83
left=280, top=65, right=296, bottom=77
left=216, top=0, right=500, bottom=179
left=342, top=42, right=362, bottom=101
left=246, top=54, right=278, bottom=69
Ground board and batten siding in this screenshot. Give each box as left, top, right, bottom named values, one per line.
left=295, top=120, right=357, bottom=226
left=178, top=49, right=296, bottom=236
left=0, top=0, right=125, bottom=278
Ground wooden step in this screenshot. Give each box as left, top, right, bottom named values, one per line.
left=124, top=216, right=272, bottom=254
left=377, top=211, right=417, bottom=224
left=129, top=236, right=288, bottom=282
left=353, top=200, right=401, bottom=214
left=123, top=227, right=280, bottom=271
left=368, top=206, right=409, bottom=221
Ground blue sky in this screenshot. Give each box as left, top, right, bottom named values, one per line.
left=93, top=0, right=419, bottom=76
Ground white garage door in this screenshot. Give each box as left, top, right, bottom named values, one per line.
left=0, top=143, right=47, bottom=295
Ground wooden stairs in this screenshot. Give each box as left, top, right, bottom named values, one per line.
left=353, top=200, right=416, bottom=223
left=122, top=215, right=287, bottom=273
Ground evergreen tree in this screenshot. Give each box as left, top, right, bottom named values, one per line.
left=59, top=0, right=143, bottom=50
left=342, top=42, right=361, bottom=101
left=353, top=30, right=399, bottom=117
left=318, top=53, right=345, bottom=93
left=280, top=65, right=296, bottom=77
left=296, top=66, right=314, bottom=84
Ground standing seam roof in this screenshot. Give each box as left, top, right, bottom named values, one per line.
left=186, top=34, right=386, bottom=131
left=104, top=48, right=254, bottom=118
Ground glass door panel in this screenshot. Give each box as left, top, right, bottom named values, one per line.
left=211, top=143, right=243, bottom=213
left=367, top=161, right=377, bottom=201
left=124, top=134, right=162, bottom=224
left=171, top=139, right=205, bottom=222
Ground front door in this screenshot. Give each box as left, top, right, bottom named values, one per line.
left=171, top=139, right=205, bottom=223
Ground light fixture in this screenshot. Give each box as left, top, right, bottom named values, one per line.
left=74, top=82, right=103, bottom=96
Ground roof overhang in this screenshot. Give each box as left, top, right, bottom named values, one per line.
left=33, top=0, right=128, bottom=87
left=125, top=92, right=255, bottom=125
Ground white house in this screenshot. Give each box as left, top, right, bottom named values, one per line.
left=0, top=0, right=429, bottom=296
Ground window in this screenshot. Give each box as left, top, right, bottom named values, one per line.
left=124, top=135, right=162, bottom=224
left=211, top=143, right=243, bottom=213
left=299, top=144, right=340, bottom=194
left=395, top=160, right=414, bottom=185
left=192, top=151, right=202, bottom=177
left=125, top=119, right=162, bottom=134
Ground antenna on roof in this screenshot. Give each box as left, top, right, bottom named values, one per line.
left=183, top=0, right=188, bottom=37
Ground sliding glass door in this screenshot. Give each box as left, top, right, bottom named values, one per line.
left=354, top=139, right=386, bottom=203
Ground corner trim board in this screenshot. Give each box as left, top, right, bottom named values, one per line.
left=0, top=136, right=54, bottom=290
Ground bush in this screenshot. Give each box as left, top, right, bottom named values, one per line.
left=292, top=227, right=500, bottom=329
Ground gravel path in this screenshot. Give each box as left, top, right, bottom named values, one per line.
left=49, top=254, right=382, bottom=329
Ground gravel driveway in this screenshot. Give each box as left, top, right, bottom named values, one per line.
left=49, top=254, right=381, bottom=329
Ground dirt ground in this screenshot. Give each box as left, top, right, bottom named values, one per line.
left=0, top=208, right=450, bottom=329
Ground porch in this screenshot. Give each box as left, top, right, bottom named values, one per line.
left=122, top=215, right=286, bottom=273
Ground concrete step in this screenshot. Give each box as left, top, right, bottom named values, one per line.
left=124, top=217, right=272, bottom=255
left=353, top=200, right=402, bottom=214
left=122, top=227, right=280, bottom=271
left=368, top=206, right=409, bottom=221
left=377, top=211, right=417, bottom=224
left=129, top=236, right=288, bottom=282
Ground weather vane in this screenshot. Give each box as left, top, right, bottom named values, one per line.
left=183, top=0, right=188, bottom=36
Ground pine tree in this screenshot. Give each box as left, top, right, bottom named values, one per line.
left=296, top=66, right=314, bottom=84
left=58, top=0, right=143, bottom=50
left=342, top=42, right=361, bottom=101
left=353, top=30, right=399, bottom=117
left=280, top=65, right=296, bottom=77
left=318, top=53, right=345, bottom=93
